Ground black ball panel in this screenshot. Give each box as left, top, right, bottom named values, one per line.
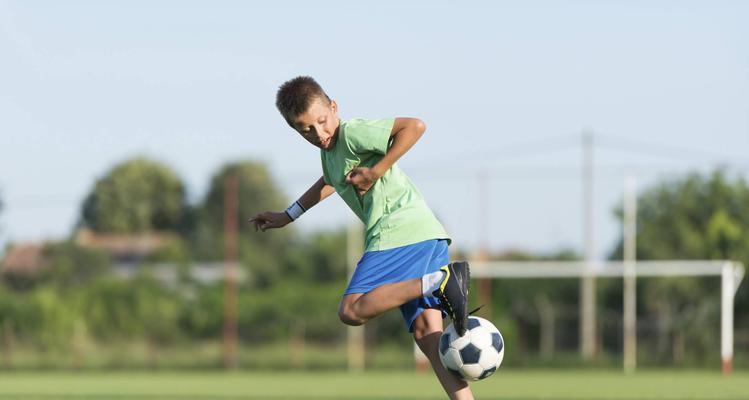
left=467, top=317, right=481, bottom=330
left=459, top=342, right=481, bottom=364
left=479, top=366, right=497, bottom=380
left=491, top=332, right=503, bottom=353
left=439, top=332, right=451, bottom=356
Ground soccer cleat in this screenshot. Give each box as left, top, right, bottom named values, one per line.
left=433, top=261, right=470, bottom=336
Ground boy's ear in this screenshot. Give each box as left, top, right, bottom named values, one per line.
left=331, top=99, right=338, bottom=116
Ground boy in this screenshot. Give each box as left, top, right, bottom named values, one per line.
left=250, top=76, right=473, bottom=399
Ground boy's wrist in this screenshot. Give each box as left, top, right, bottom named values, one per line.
left=284, top=201, right=306, bottom=221
left=371, top=163, right=389, bottom=179
left=281, top=212, right=293, bottom=224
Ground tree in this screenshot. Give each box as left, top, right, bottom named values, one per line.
left=193, top=161, right=291, bottom=286
left=41, top=241, right=111, bottom=288
left=282, top=229, right=348, bottom=282
left=611, top=169, right=749, bottom=263
left=80, top=157, right=190, bottom=234
left=609, top=169, right=749, bottom=363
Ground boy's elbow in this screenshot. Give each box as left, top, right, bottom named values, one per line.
left=412, top=119, right=426, bottom=134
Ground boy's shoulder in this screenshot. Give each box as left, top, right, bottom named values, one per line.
left=341, top=117, right=394, bottom=130
left=339, top=118, right=394, bottom=155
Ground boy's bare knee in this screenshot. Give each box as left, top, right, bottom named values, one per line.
left=414, top=326, right=442, bottom=346
left=338, top=308, right=365, bottom=326
left=413, top=324, right=431, bottom=342
left=338, top=294, right=368, bottom=326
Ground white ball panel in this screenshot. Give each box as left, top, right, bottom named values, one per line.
left=477, top=317, right=500, bottom=334
left=449, top=329, right=472, bottom=350
left=478, top=347, right=500, bottom=370
left=441, top=347, right=463, bottom=370
left=469, top=327, right=492, bottom=349
left=460, top=363, right=485, bottom=381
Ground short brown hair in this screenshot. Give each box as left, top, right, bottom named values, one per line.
left=275, top=76, right=331, bottom=124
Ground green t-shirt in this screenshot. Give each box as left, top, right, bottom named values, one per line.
left=321, top=118, right=450, bottom=252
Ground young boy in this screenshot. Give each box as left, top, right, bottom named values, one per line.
left=250, top=76, right=473, bottom=399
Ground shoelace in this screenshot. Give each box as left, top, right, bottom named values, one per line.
left=437, top=293, right=457, bottom=319
left=468, top=305, right=485, bottom=315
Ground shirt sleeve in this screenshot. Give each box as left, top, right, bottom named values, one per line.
left=346, top=118, right=395, bottom=155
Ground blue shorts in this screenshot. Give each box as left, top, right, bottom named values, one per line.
left=344, top=239, right=449, bottom=332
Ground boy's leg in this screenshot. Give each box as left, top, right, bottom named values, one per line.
left=339, top=278, right=422, bottom=325
left=339, top=261, right=470, bottom=330
left=413, top=308, right=474, bottom=400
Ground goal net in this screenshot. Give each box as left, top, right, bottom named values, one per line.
left=459, top=260, right=745, bottom=373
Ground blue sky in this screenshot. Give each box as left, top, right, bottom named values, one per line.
left=1, top=0, right=747, bottom=259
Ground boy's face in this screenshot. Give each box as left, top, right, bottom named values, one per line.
left=292, top=97, right=340, bottom=150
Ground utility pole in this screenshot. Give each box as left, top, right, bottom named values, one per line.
left=223, top=174, right=239, bottom=369
left=347, top=220, right=365, bottom=371
left=580, top=129, right=596, bottom=360
left=477, top=169, right=492, bottom=318
left=623, top=176, right=637, bottom=373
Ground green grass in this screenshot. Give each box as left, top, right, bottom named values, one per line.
left=0, top=342, right=416, bottom=370
left=0, top=370, right=746, bottom=399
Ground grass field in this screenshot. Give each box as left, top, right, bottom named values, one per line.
left=0, top=370, right=746, bottom=400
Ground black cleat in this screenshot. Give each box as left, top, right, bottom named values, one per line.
left=432, top=261, right=470, bottom=336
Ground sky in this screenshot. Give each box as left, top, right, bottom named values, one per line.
left=1, top=0, right=748, bottom=260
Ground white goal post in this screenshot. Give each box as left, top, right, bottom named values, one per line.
left=469, top=259, right=745, bottom=374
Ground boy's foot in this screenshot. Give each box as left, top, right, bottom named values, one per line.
left=432, top=261, right=470, bottom=336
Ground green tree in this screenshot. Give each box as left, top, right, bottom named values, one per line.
left=78, top=278, right=143, bottom=341
left=611, top=170, right=749, bottom=262
left=80, top=157, right=190, bottom=234
left=0, top=191, right=3, bottom=245
left=193, top=161, right=291, bottom=286
left=0, top=287, right=76, bottom=351
left=283, top=229, right=348, bottom=282
left=41, top=241, right=111, bottom=288
left=131, top=273, right=184, bottom=345
left=609, top=169, right=749, bottom=363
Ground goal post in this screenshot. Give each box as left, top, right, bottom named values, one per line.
left=469, top=259, right=745, bottom=374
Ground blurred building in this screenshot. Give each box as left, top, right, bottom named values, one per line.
left=74, top=228, right=173, bottom=263
left=0, top=242, right=45, bottom=276
left=74, top=228, right=244, bottom=284
left=0, top=231, right=244, bottom=285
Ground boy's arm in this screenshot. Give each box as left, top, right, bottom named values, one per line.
left=345, top=117, right=425, bottom=195
left=298, top=176, right=336, bottom=210
left=250, top=176, right=334, bottom=231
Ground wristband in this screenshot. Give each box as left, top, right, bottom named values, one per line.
left=285, top=201, right=306, bottom=221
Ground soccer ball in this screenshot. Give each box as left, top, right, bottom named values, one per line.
left=439, top=316, right=504, bottom=381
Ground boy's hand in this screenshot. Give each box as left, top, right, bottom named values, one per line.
left=345, top=167, right=379, bottom=196
left=249, top=211, right=292, bottom=232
